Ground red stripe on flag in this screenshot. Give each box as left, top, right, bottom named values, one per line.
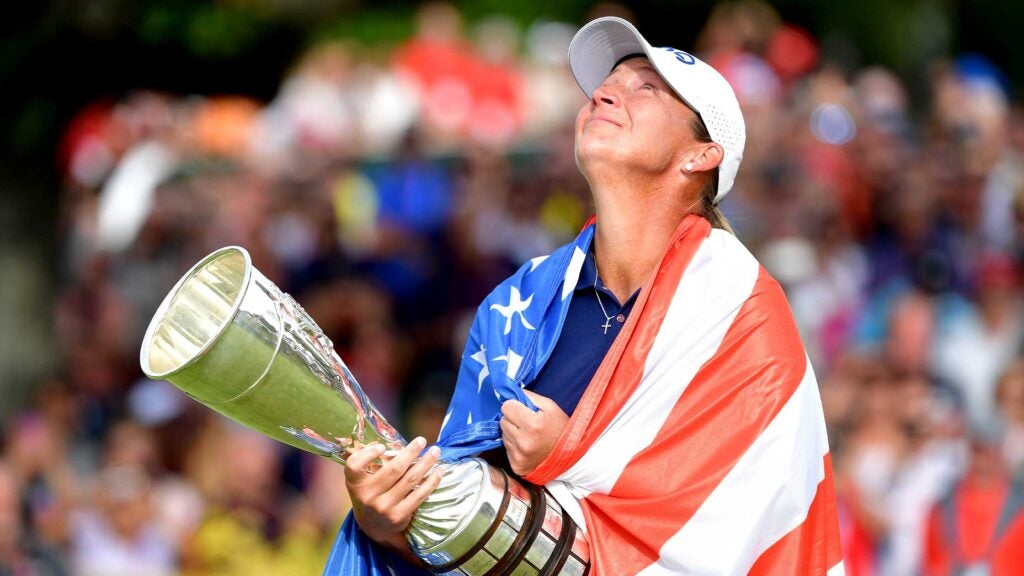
left=526, top=215, right=710, bottom=485
left=579, top=267, right=809, bottom=575
left=747, top=454, right=844, bottom=575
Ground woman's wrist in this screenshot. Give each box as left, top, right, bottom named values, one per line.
left=383, top=534, right=427, bottom=568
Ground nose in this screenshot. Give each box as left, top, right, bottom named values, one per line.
left=592, top=83, right=619, bottom=107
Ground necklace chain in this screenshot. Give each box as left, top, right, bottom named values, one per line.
left=593, top=256, right=615, bottom=335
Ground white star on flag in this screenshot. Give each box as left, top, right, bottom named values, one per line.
left=493, top=347, right=524, bottom=380
left=470, top=345, right=489, bottom=393
left=490, top=286, right=535, bottom=335
left=528, top=255, right=549, bottom=273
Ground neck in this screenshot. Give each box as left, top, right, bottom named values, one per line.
left=589, top=176, right=701, bottom=303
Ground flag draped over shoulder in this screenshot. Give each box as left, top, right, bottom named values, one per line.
left=325, top=215, right=844, bottom=576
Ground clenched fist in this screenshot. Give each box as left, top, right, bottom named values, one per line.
left=500, top=390, right=569, bottom=477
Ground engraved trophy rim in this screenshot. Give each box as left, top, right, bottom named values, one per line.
left=139, top=245, right=253, bottom=379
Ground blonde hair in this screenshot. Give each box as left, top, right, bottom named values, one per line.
left=689, top=117, right=734, bottom=234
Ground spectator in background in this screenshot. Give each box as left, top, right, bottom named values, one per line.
left=995, top=360, right=1024, bottom=477
left=394, top=3, right=526, bottom=148
left=361, top=131, right=453, bottom=318
left=68, top=465, right=175, bottom=576
left=180, top=424, right=284, bottom=576
left=179, top=421, right=342, bottom=576
left=102, top=419, right=205, bottom=552
left=0, top=461, right=65, bottom=576
left=934, top=253, right=1024, bottom=433
left=4, top=415, right=77, bottom=554
left=922, top=434, right=1024, bottom=575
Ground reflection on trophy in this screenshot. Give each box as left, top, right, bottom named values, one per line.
left=139, top=246, right=590, bottom=576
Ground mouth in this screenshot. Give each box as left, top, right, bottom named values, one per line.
left=587, top=115, right=622, bottom=128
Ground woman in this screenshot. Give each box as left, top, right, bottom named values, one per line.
left=332, top=17, right=844, bottom=575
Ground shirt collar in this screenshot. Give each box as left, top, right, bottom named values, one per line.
left=575, top=248, right=599, bottom=292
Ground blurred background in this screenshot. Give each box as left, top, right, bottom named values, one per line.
left=3, top=0, right=1024, bottom=574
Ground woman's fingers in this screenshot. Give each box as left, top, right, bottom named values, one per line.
left=501, top=399, right=532, bottom=429
left=344, top=437, right=443, bottom=546
left=406, top=467, right=444, bottom=507
left=393, top=445, right=441, bottom=493
left=362, top=437, right=423, bottom=485
left=344, top=443, right=387, bottom=485
left=387, top=446, right=445, bottom=519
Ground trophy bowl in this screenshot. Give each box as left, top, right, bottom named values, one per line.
left=139, top=246, right=589, bottom=575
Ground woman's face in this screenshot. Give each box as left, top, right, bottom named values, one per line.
left=575, top=56, right=699, bottom=179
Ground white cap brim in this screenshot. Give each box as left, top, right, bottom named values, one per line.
left=568, top=17, right=655, bottom=99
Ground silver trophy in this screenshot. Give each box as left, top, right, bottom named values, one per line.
left=139, top=246, right=590, bottom=575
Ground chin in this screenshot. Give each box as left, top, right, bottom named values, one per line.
left=577, top=141, right=629, bottom=171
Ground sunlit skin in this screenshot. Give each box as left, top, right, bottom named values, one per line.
left=344, top=55, right=726, bottom=563
left=575, top=56, right=723, bottom=305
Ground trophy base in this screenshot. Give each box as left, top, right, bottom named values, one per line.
left=410, top=459, right=590, bottom=576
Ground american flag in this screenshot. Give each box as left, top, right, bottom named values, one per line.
left=326, top=215, right=844, bottom=575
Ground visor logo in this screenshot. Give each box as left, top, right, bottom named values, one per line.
left=663, top=47, right=695, bottom=65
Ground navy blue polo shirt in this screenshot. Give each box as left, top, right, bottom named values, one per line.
left=525, top=250, right=639, bottom=415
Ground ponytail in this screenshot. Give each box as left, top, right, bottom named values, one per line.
left=690, top=117, right=734, bottom=234
left=704, top=196, right=734, bottom=234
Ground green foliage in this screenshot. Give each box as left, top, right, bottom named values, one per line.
left=184, top=4, right=270, bottom=58
left=138, top=2, right=188, bottom=45
left=135, top=0, right=277, bottom=59
left=311, top=8, right=417, bottom=49
left=9, top=98, right=57, bottom=160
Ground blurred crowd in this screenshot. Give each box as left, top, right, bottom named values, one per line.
left=3, top=1, right=1024, bottom=575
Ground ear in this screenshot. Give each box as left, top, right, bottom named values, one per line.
left=680, top=142, right=723, bottom=176
left=689, top=142, right=724, bottom=174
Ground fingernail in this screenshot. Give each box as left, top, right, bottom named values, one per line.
left=428, top=446, right=441, bottom=458
left=370, top=443, right=387, bottom=453
left=413, top=437, right=426, bottom=448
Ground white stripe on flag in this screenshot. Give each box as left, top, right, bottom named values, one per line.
left=637, top=360, right=828, bottom=576
left=827, top=560, right=846, bottom=576
left=563, top=247, right=587, bottom=301
left=557, top=230, right=760, bottom=494
left=545, top=479, right=588, bottom=533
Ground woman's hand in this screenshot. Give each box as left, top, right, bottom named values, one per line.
left=500, top=390, right=570, bottom=477
left=344, top=437, right=443, bottom=553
